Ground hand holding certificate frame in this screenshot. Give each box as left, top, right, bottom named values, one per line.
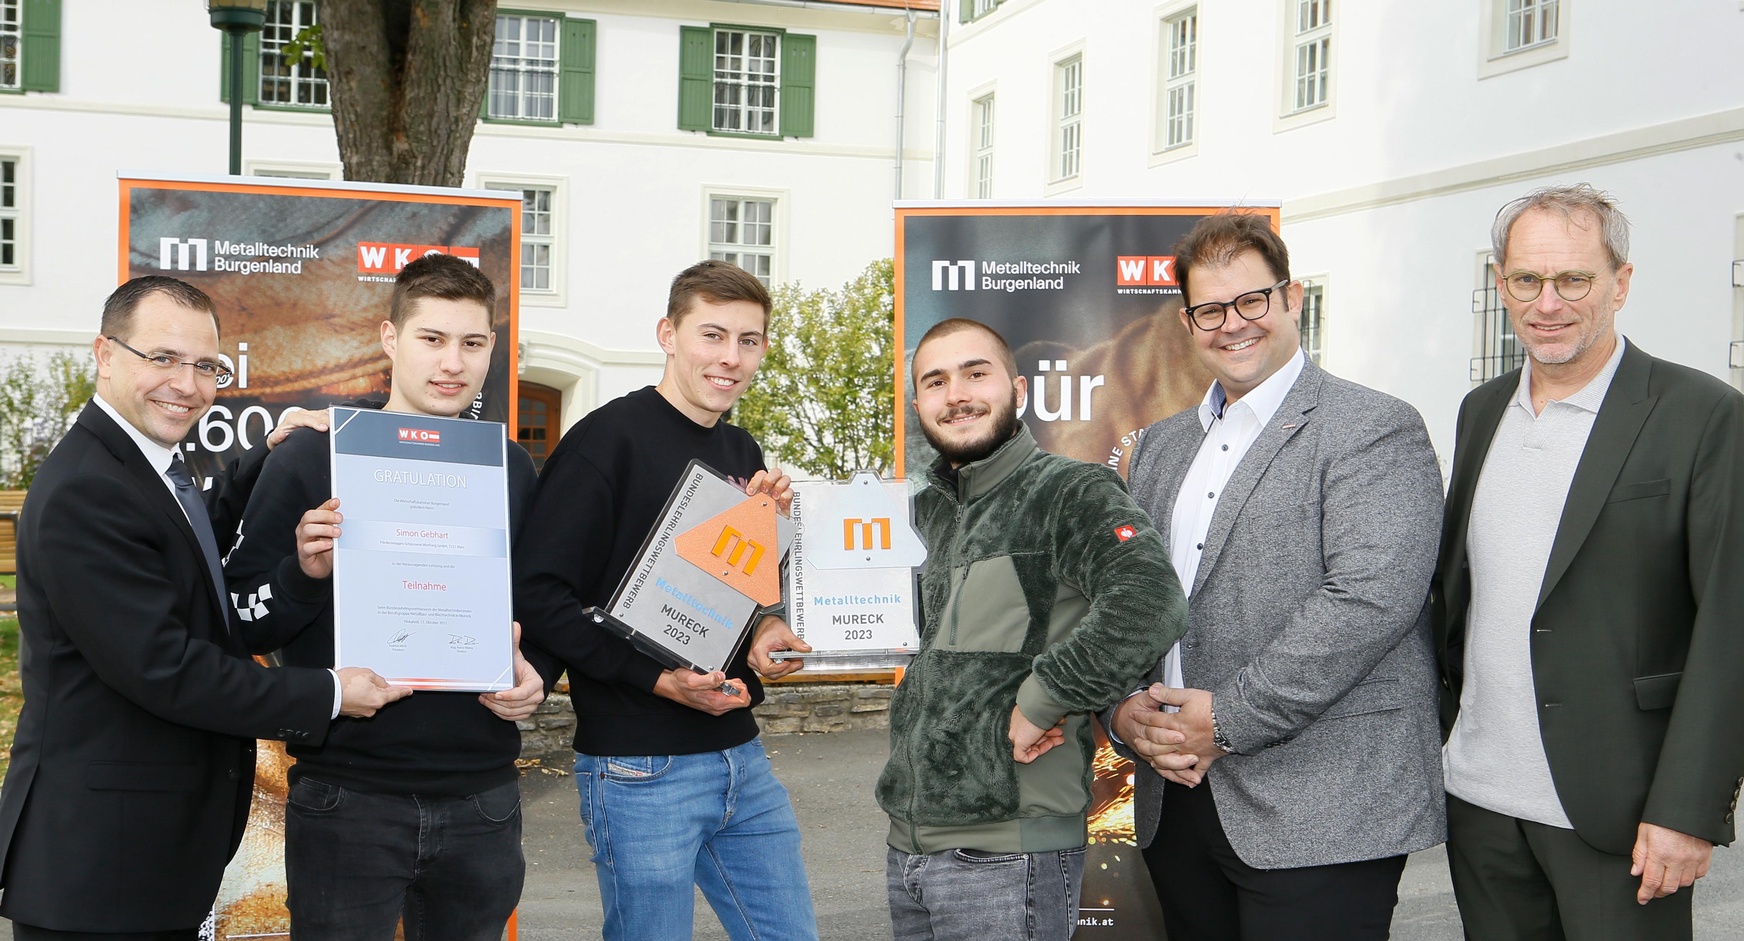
left=330, top=406, right=515, bottom=691
left=584, top=460, right=794, bottom=688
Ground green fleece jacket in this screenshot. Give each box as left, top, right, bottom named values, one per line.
left=878, top=425, right=1186, bottom=855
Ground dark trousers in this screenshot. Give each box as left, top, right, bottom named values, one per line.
left=1446, top=794, right=1693, bottom=941
left=1143, top=778, right=1406, bottom=941
left=10, top=926, right=197, bottom=941
left=282, top=777, right=525, bottom=941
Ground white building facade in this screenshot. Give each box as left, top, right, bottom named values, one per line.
left=933, top=0, right=1744, bottom=462
left=0, top=0, right=939, bottom=457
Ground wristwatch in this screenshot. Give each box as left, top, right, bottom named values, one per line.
left=1210, top=707, right=1233, bottom=754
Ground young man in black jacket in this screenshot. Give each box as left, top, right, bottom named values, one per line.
left=223, top=254, right=548, bottom=941
left=515, top=260, right=817, bottom=941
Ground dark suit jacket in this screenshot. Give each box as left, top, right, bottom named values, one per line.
left=1437, top=341, right=1744, bottom=855
left=0, top=402, right=333, bottom=932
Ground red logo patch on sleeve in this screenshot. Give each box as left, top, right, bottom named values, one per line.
left=1114, top=524, right=1138, bottom=542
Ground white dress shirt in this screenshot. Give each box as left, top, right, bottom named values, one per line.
left=1159, top=348, right=1307, bottom=697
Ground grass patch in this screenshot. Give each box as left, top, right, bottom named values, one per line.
left=0, top=616, right=17, bottom=782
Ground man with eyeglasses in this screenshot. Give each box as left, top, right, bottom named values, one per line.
left=1433, top=183, right=1744, bottom=941
left=1105, top=212, right=1445, bottom=940
left=0, top=276, right=412, bottom=940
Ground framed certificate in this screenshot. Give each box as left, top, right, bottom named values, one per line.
left=585, top=460, right=793, bottom=674
left=329, top=406, right=514, bottom=691
left=779, top=471, right=925, bottom=671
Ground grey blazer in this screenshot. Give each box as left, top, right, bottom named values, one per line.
left=1120, top=361, right=1446, bottom=869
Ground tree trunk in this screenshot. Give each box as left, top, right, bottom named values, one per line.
left=319, top=0, right=497, bottom=186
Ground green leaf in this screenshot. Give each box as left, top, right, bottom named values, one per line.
left=736, top=259, right=896, bottom=480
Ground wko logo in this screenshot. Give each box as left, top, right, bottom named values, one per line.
left=708, top=526, right=768, bottom=577
left=931, top=259, right=975, bottom=291
left=358, top=243, right=482, bottom=276
left=160, top=237, right=210, bottom=272
left=1116, top=256, right=1178, bottom=287
left=844, top=517, right=893, bottom=552
left=397, top=428, right=441, bottom=445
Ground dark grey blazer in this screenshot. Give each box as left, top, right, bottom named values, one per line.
left=1436, top=341, right=1744, bottom=855
left=1121, top=360, right=1446, bottom=869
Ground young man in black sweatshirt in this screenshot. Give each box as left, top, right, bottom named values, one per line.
left=222, top=254, right=549, bottom=941
left=515, top=260, right=818, bottom=941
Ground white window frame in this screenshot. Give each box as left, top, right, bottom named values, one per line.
left=712, top=28, right=782, bottom=136
left=1478, top=0, right=1570, bottom=78
left=1297, top=276, right=1327, bottom=368
left=479, top=172, right=567, bottom=308
left=1274, top=0, right=1336, bottom=130
left=0, top=146, right=30, bottom=285
left=970, top=89, right=996, bottom=200
left=259, top=0, right=329, bottom=109
left=1471, top=250, right=1523, bottom=384
left=703, top=187, right=785, bottom=288
left=488, top=13, right=561, bottom=123
left=0, top=0, right=19, bottom=91
left=1048, top=49, right=1085, bottom=190
left=244, top=159, right=341, bottom=180
left=1154, top=4, right=1199, bottom=157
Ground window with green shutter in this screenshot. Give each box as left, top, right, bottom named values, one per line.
left=2, top=0, right=60, bottom=94
left=677, top=25, right=815, bottom=140
left=487, top=12, right=594, bottom=126
left=962, top=0, right=1001, bottom=23
left=259, top=0, right=327, bottom=108
left=219, top=1, right=325, bottom=110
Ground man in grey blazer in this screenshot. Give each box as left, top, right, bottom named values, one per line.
left=1107, top=213, right=1445, bottom=940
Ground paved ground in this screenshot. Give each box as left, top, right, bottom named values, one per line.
left=517, top=728, right=1743, bottom=940
left=3, top=728, right=1739, bottom=939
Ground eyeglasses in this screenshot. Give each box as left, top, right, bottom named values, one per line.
left=1183, top=280, right=1290, bottom=331
left=1500, top=270, right=1598, bottom=303
left=106, top=336, right=235, bottom=383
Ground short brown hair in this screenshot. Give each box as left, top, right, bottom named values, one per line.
left=390, top=254, right=496, bottom=329
left=101, top=276, right=221, bottom=339
left=666, top=260, right=772, bottom=327
left=912, top=318, right=1018, bottom=385
left=1173, top=212, right=1290, bottom=305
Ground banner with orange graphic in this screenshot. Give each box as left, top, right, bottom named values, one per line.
left=894, top=201, right=1280, bottom=939
left=120, top=174, right=521, bottom=941
left=119, top=174, right=520, bottom=484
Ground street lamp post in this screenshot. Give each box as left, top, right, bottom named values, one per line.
left=208, top=1, right=269, bottom=176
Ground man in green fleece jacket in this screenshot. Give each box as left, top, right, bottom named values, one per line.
left=877, top=317, right=1188, bottom=941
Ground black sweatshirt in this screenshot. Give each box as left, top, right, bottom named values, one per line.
left=222, top=405, right=541, bottom=795
left=514, top=386, right=768, bottom=756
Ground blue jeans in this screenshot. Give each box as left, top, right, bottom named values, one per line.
left=573, top=739, right=818, bottom=941
left=886, top=845, right=1086, bottom=941
left=282, top=777, right=524, bottom=941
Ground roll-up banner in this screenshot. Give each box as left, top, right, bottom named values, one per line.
left=119, top=174, right=520, bottom=482
left=119, top=174, right=520, bottom=940
left=895, top=201, right=1280, bottom=938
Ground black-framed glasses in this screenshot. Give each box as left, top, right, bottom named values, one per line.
left=1183, top=279, right=1290, bottom=331
left=1500, top=270, right=1597, bottom=303
left=106, top=336, right=234, bottom=383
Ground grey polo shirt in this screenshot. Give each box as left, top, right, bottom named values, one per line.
left=1443, top=338, right=1627, bottom=828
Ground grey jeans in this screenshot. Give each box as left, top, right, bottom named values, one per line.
left=886, top=845, right=1087, bottom=941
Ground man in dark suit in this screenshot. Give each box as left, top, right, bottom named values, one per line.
left=0, top=277, right=410, bottom=941
left=1109, top=213, right=1446, bottom=940
left=1437, top=183, right=1744, bottom=940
